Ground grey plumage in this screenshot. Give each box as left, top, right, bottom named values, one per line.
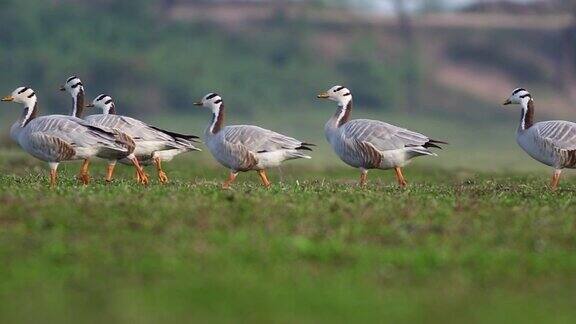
left=84, top=114, right=201, bottom=162
left=195, top=92, right=312, bottom=189
left=11, top=114, right=129, bottom=163
left=321, top=89, right=444, bottom=171
left=504, top=87, right=576, bottom=190
left=317, top=85, right=444, bottom=187
left=518, top=120, right=576, bottom=168
left=206, top=125, right=313, bottom=171
left=84, top=94, right=201, bottom=167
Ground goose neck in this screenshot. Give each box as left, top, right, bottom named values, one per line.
left=71, top=89, right=85, bottom=118
left=519, top=98, right=535, bottom=131
left=209, top=103, right=225, bottom=134
left=20, top=101, right=39, bottom=127
left=107, top=103, right=116, bottom=115
left=333, top=99, right=353, bottom=128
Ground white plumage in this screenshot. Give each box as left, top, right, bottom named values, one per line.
left=194, top=93, right=313, bottom=188
left=85, top=94, right=201, bottom=183
left=60, top=76, right=148, bottom=184
left=504, top=88, right=576, bottom=190
left=2, top=86, right=136, bottom=186
left=318, top=85, right=445, bottom=187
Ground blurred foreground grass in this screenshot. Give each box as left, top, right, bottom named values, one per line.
left=0, top=150, right=575, bottom=323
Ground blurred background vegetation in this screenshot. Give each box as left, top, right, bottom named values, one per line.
left=1, top=0, right=575, bottom=170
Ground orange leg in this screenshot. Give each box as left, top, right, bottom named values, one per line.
left=551, top=169, right=562, bottom=191
left=105, top=163, right=116, bottom=182
left=135, top=169, right=141, bottom=182
left=359, top=169, right=368, bottom=187
left=130, top=157, right=149, bottom=185
left=154, top=157, right=169, bottom=184
left=78, top=159, right=90, bottom=185
left=222, top=171, right=238, bottom=189
left=257, top=170, right=272, bottom=188
left=394, top=167, right=408, bottom=188
left=49, top=169, right=58, bottom=188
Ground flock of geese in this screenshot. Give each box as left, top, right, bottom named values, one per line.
left=2, top=77, right=576, bottom=191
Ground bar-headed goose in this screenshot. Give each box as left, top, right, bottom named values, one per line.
left=317, top=85, right=446, bottom=187
left=194, top=93, right=313, bottom=189
left=503, top=88, right=576, bottom=190
left=83, top=94, right=201, bottom=183
left=60, top=76, right=150, bottom=184
left=1, top=86, right=143, bottom=187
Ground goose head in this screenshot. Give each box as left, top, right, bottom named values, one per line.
left=86, top=94, right=116, bottom=114
left=60, top=76, right=86, bottom=117
left=194, top=92, right=223, bottom=113
left=60, top=76, right=84, bottom=97
left=1, top=86, right=37, bottom=107
left=317, top=85, right=352, bottom=106
left=503, top=88, right=532, bottom=106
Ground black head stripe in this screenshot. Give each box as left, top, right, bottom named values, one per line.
left=520, top=94, right=531, bottom=99
left=71, top=82, right=83, bottom=89
left=335, top=86, right=345, bottom=92
left=104, top=99, right=113, bottom=105
left=206, top=93, right=218, bottom=100
left=96, top=94, right=107, bottom=101
left=17, top=87, right=29, bottom=94
left=512, top=88, right=526, bottom=95
left=342, top=92, right=351, bottom=96
left=27, top=91, right=35, bottom=98
left=66, top=76, right=78, bottom=83
left=214, top=99, right=222, bottom=104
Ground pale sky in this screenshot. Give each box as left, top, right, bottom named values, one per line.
left=349, top=0, right=536, bottom=13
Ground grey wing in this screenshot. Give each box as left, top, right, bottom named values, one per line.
left=85, top=115, right=164, bottom=141
left=341, top=119, right=438, bottom=151
left=29, top=115, right=128, bottom=151
left=535, top=121, right=576, bottom=167
left=87, top=115, right=199, bottom=149
left=28, top=115, right=88, bottom=135
left=537, top=121, right=576, bottom=150
left=27, top=132, right=76, bottom=161
left=223, top=125, right=310, bottom=153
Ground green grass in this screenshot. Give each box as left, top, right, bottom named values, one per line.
left=1, top=151, right=576, bottom=323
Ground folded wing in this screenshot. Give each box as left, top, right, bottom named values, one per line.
left=222, top=125, right=313, bottom=153
left=340, top=119, right=445, bottom=153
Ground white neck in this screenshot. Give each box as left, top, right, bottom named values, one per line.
left=20, top=97, right=38, bottom=127
left=519, top=97, right=532, bottom=131
left=72, top=97, right=79, bottom=117
left=336, top=96, right=352, bottom=109
left=334, top=96, right=352, bottom=126
left=69, top=87, right=83, bottom=117
left=209, top=103, right=222, bottom=133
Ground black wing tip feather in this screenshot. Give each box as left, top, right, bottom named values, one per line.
left=149, top=125, right=201, bottom=142
left=423, top=139, right=448, bottom=150
left=296, top=143, right=315, bottom=151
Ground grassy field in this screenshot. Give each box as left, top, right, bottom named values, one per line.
left=1, top=150, right=576, bottom=323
